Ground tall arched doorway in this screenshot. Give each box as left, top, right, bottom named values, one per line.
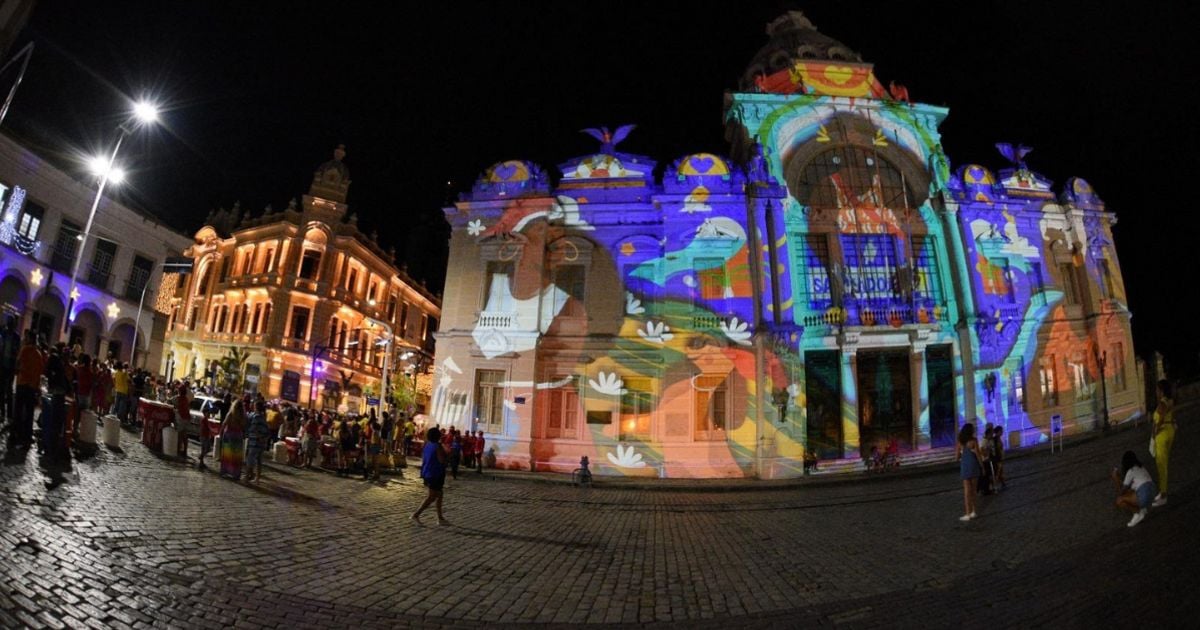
left=31, top=292, right=64, bottom=343
left=70, top=308, right=105, bottom=358
left=0, top=275, right=29, bottom=326
left=109, top=322, right=137, bottom=364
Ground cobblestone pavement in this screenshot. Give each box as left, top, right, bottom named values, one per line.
left=1, top=407, right=1196, bottom=629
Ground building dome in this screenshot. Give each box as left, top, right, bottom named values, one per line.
left=739, top=11, right=863, bottom=91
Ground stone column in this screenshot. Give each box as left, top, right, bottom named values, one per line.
left=840, top=345, right=860, bottom=460
left=911, top=343, right=931, bottom=449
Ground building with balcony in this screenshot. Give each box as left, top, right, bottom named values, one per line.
left=0, top=133, right=192, bottom=368
left=431, top=12, right=1140, bottom=479
left=162, top=147, right=441, bottom=411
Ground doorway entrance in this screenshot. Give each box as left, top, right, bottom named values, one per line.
left=857, top=350, right=912, bottom=452
left=804, top=350, right=842, bottom=459
left=926, top=344, right=956, bottom=447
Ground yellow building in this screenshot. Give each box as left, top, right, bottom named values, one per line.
left=163, top=147, right=441, bottom=411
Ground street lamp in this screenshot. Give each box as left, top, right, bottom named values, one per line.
left=362, top=316, right=394, bottom=412
left=63, top=100, right=159, bottom=341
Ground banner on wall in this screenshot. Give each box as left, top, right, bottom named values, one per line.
left=244, top=364, right=261, bottom=395
left=280, top=370, right=300, bottom=402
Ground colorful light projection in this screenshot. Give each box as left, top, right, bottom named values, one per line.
left=946, top=150, right=1133, bottom=446
left=433, top=16, right=1135, bottom=477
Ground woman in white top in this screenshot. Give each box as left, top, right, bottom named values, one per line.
left=1111, top=450, right=1158, bottom=528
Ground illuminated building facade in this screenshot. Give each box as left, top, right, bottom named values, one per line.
left=433, top=12, right=1140, bottom=478
left=0, top=133, right=191, bottom=368
left=164, top=147, right=441, bottom=409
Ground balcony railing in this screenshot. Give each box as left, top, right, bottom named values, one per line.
left=86, top=265, right=113, bottom=291
left=124, top=276, right=150, bottom=302
left=49, top=242, right=77, bottom=273
left=478, top=311, right=517, bottom=329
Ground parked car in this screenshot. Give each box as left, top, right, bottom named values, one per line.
left=187, top=395, right=223, bottom=438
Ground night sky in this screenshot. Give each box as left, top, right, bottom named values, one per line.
left=5, top=2, right=1198, bottom=374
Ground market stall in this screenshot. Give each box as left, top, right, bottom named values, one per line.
left=139, top=398, right=185, bottom=454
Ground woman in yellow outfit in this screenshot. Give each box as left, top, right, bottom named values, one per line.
left=1152, top=379, right=1175, bottom=507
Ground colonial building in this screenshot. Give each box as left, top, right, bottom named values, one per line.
left=163, top=147, right=441, bottom=411
left=0, top=132, right=192, bottom=368
left=433, top=12, right=1140, bottom=478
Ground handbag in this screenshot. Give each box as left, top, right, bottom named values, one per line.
left=1149, top=434, right=1157, bottom=458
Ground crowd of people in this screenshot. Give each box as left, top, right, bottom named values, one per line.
left=956, top=378, right=1178, bottom=527
left=0, top=316, right=494, bottom=490
left=175, top=383, right=487, bottom=486
left=1, top=320, right=158, bottom=459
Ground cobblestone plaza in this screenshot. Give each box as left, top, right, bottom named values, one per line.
left=1, top=405, right=1195, bottom=628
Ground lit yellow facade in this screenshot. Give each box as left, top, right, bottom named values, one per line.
left=163, top=149, right=441, bottom=410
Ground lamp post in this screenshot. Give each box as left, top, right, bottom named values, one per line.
left=363, top=315, right=393, bottom=413
left=307, top=325, right=368, bottom=410
left=63, top=101, right=159, bottom=341
left=130, top=279, right=152, bottom=370
left=1096, top=348, right=1109, bottom=432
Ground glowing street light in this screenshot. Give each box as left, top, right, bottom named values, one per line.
left=133, top=100, right=159, bottom=124
left=87, top=156, right=125, bottom=183
left=63, top=100, right=160, bottom=340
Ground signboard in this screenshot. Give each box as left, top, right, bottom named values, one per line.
left=281, top=370, right=300, bottom=402
left=366, top=396, right=380, bottom=407
left=162, top=256, right=194, bottom=275
left=244, top=364, right=261, bottom=395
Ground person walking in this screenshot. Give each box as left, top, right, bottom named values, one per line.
left=244, top=400, right=271, bottom=483
left=474, top=430, right=486, bottom=473
left=411, top=427, right=450, bottom=525
left=0, top=317, right=20, bottom=423
left=12, top=330, right=42, bottom=448
left=92, top=360, right=112, bottom=417
left=1151, top=380, right=1175, bottom=507
left=1112, top=450, right=1157, bottom=527
left=989, top=423, right=1006, bottom=490
left=337, top=418, right=355, bottom=477
left=301, top=412, right=320, bottom=468
left=363, top=418, right=384, bottom=481
left=219, top=399, right=247, bottom=480
left=113, top=363, right=131, bottom=424
left=402, top=415, right=416, bottom=458
left=449, top=429, right=462, bottom=479
left=41, top=348, right=71, bottom=459
left=173, top=382, right=192, bottom=459
left=956, top=422, right=982, bottom=522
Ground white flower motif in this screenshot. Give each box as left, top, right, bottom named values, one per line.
left=467, top=219, right=486, bottom=236
left=606, top=444, right=647, bottom=469
left=719, top=316, right=752, bottom=346
left=636, top=321, right=673, bottom=344
left=588, top=371, right=624, bottom=396
left=625, top=293, right=645, bottom=315
left=682, top=275, right=696, bottom=288
left=679, top=202, right=712, bottom=214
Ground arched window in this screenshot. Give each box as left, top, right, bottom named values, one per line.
left=794, top=146, right=914, bottom=212
left=194, top=262, right=212, bottom=296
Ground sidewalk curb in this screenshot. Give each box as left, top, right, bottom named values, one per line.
left=453, top=412, right=1171, bottom=493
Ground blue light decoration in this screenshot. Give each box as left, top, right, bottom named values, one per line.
left=430, top=11, right=1139, bottom=477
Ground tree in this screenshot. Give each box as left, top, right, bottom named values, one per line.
left=218, top=347, right=252, bottom=391
left=391, top=369, right=417, bottom=415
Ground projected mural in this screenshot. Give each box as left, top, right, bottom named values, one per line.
left=431, top=11, right=1140, bottom=479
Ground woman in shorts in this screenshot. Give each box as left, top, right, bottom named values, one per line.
left=411, top=427, right=450, bottom=525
